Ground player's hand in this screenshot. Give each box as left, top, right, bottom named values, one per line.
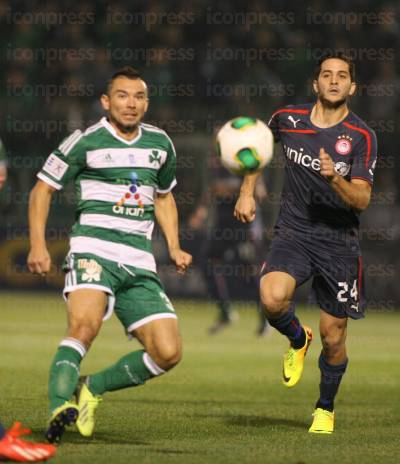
left=169, top=248, right=192, bottom=275
left=319, top=148, right=338, bottom=182
left=27, top=246, right=51, bottom=276
left=234, top=194, right=256, bottom=223
left=0, top=164, right=7, bottom=190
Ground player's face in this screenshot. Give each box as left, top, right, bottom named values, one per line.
left=101, top=77, right=149, bottom=132
left=313, top=58, right=356, bottom=108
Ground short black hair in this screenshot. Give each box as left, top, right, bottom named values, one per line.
left=314, top=52, right=355, bottom=82
left=107, top=66, right=143, bottom=94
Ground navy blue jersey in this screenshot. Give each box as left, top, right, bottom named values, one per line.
left=268, top=103, right=377, bottom=238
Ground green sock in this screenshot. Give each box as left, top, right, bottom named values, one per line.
left=88, top=350, right=160, bottom=395
left=48, top=346, right=83, bottom=412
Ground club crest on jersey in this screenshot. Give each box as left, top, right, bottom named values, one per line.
left=149, top=150, right=161, bottom=165
left=78, top=259, right=102, bottom=283
left=335, top=135, right=352, bottom=155
left=334, top=161, right=350, bottom=177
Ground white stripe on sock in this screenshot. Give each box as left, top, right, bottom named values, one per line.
left=59, top=337, right=87, bottom=358
left=142, top=352, right=165, bottom=376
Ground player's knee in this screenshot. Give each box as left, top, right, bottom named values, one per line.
left=260, top=285, right=291, bottom=315
left=149, top=340, right=182, bottom=371
left=321, top=332, right=345, bottom=356
left=68, top=321, right=100, bottom=347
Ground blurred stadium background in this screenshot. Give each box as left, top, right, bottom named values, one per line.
left=1, top=3, right=400, bottom=463
left=0, top=0, right=399, bottom=308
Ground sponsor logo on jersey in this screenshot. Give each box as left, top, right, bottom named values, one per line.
left=43, top=153, right=68, bottom=180
left=112, top=205, right=145, bottom=217
left=335, top=135, right=352, bottom=155
left=334, top=161, right=350, bottom=176
left=283, top=144, right=321, bottom=171
left=288, top=115, right=301, bottom=128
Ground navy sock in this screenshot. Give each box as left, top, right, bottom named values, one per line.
left=316, top=353, right=348, bottom=412
left=218, top=300, right=231, bottom=322
left=267, top=307, right=306, bottom=349
left=0, top=420, right=5, bottom=439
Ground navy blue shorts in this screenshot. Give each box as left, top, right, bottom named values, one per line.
left=262, top=227, right=365, bottom=320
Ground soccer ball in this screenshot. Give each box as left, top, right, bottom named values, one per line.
left=216, top=116, right=274, bottom=175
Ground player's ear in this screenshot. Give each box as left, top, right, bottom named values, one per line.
left=312, top=79, right=319, bottom=95
left=144, top=97, right=149, bottom=113
left=101, top=94, right=110, bottom=111
left=349, top=82, right=356, bottom=96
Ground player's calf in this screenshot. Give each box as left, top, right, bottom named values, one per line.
left=75, top=349, right=170, bottom=437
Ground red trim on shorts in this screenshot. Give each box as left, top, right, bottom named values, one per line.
left=343, top=121, right=372, bottom=168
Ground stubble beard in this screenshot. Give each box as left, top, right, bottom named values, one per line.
left=319, top=94, right=348, bottom=110
left=108, top=113, right=139, bottom=135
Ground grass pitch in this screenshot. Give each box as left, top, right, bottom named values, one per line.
left=1, top=292, right=399, bottom=464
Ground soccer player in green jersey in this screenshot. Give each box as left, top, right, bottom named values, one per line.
left=27, top=67, right=192, bottom=444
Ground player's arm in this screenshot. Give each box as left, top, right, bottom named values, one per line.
left=27, top=180, right=56, bottom=275
left=154, top=191, right=192, bottom=274
left=235, top=109, right=278, bottom=223
left=0, top=162, right=7, bottom=190
left=27, top=130, right=85, bottom=275
left=0, top=138, right=8, bottom=190
left=234, top=171, right=261, bottom=222
left=319, top=148, right=371, bottom=211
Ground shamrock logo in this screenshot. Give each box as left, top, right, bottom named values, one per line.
left=79, top=259, right=102, bottom=283
left=82, top=267, right=101, bottom=283
left=149, top=150, right=161, bottom=166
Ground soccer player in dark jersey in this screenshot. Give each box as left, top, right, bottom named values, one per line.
left=234, top=52, right=377, bottom=433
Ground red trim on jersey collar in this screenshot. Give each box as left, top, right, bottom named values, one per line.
left=279, top=129, right=317, bottom=134
left=272, top=108, right=310, bottom=118
left=343, top=121, right=371, bottom=168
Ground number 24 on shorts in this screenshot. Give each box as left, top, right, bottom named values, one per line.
left=337, top=280, right=359, bottom=310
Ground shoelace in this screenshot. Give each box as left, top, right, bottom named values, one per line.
left=85, top=397, right=103, bottom=419
left=285, top=349, right=295, bottom=367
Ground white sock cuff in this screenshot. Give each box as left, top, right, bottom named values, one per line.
left=59, top=337, right=87, bottom=358
left=142, top=352, right=165, bottom=376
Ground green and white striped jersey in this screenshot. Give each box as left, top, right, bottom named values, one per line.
left=37, top=117, right=177, bottom=273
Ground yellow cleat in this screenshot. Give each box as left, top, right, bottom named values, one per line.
left=75, top=380, right=102, bottom=437
left=282, top=325, right=313, bottom=387
left=45, top=401, right=79, bottom=444
left=309, top=408, right=334, bottom=434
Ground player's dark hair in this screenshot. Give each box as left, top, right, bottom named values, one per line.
left=314, top=52, right=355, bottom=82
left=107, top=67, right=144, bottom=94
